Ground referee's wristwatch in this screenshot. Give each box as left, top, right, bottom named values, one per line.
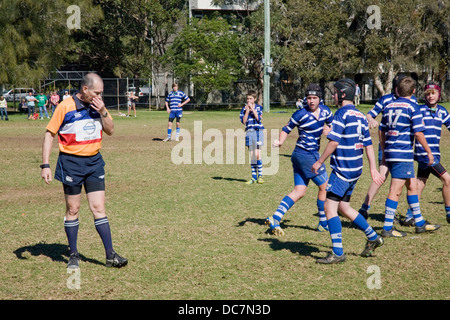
left=40, top=164, right=50, bottom=169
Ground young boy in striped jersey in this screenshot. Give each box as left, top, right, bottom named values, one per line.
left=359, top=74, right=418, bottom=219
left=402, top=82, right=450, bottom=225
left=163, top=83, right=190, bottom=142
left=240, top=90, right=265, bottom=184
left=312, top=79, right=385, bottom=264
left=379, top=77, right=440, bottom=237
left=266, top=84, right=333, bottom=235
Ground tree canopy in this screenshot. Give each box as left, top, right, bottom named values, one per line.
left=1, top=0, right=449, bottom=99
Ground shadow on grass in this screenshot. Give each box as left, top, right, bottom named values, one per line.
left=212, top=176, right=247, bottom=183
left=13, top=242, right=103, bottom=266
left=258, top=238, right=325, bottom=259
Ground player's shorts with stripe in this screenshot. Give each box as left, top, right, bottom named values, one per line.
left=417, top=162, right=447, bottom=179
left=387, top=161, right=415, bottom=179
left=291, top=149, right=327, bottom=186
left=169, top=110, right=183, bottom=120
left=326, top=171, right=358, bottom=201
left=55, top=152, right=105, bottom=194
left=245, top=129, right=264, bottom=149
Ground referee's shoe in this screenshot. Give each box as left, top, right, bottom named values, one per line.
left=106, top=251, right=128, bottom=268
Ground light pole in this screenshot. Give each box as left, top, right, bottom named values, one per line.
left=263, top=0, right=271, bottom=113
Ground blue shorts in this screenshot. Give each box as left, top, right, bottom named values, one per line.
left=245, top=130, right=264, bottom=149
left=387, top=161, right=415, bottom=179
left=291, top=149, right=327, bottom=186
left=169, top=110, right=182, bottom=120
left=55, top=152, right=105, bottom=191
left=326, top=171, right=358, bottom=199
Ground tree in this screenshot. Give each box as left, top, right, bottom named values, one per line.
left=0, top=0, right=102, bottom=87
left=276, top=0, right=359, bottom=86
left=347, top=0, right=448, bottom=95
left=167, top=15, right=241, bottom=103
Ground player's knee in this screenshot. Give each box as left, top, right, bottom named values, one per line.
left=66, top=206, right=80, bottom=217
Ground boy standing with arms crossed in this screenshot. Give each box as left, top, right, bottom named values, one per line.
left=312, top=79, right=385, bottom=264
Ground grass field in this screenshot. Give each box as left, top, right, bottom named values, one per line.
left=0, top=104, right=449, bottom=301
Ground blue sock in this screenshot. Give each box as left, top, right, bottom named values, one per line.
left=257, top=159, right=263, bottom=177
left=405, top=208, right=413, bottom=220
left=353, top=214, right=378, bottom=241
left=167, top=128, right=172, bottom=138
left=251, top=164, right=257, bottom=180
left=445, top=206, right=450, bottom=220
left=407, top=195, right=425, bottom=227
left=176, top=127, right=180, bottom=137
left=64, top=218, right=79, bottom=254
left=273, top=196, right=295, bottom=222
left=317, top=199, right=327, bottom=228
left=327, top=216, right=343, bottom=256
left=359, top=203, right=370, bottom=214
left=384, top=198, right=398, bottom=231
left=95, top=217, right=114, bottom=259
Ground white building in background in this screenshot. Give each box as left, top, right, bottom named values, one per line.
left=189, top=0, right=260, bottom=18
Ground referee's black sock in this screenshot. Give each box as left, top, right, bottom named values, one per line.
left=94, top=217, right=114, bottom=259
left=64, top=218, right=79, bottom=254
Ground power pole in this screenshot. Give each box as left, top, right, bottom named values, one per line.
left=263, top=0, right=271, bottom=113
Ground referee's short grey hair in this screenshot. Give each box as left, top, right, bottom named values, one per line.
left=81, top=73, right=102, bottom=89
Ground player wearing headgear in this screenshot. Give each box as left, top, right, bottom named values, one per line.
left=358, top=74, right=418, bottom=220
left=266, top=84, right=333, bottom=236
left=401, top=82, right=450, bottom=226
left=312, top=79, right=385, bottom=264
left=379, top=76, right=440, bottom=237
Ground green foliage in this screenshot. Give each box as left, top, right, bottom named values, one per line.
left=0, top=0, right=102, bottom=86
left=167, top=15, right=241, bottom=99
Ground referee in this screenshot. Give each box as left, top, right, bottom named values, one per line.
left=41, top=73, right=128, bottom=269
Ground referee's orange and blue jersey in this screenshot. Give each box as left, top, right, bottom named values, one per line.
left=46, top=94, right=112, bottom=156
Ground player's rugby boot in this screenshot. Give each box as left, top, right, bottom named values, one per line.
left=67, top=252, right=80, bottom=269
left=381, top=227, right=407, bottom=238
left=257, top=176, right=264, bottom=184
left=316, top=252, right=346, bottom=264
left=400, top=217, right=415, bottom=227
left=106, top=251, right=128, bottom=268
left=415, top=221, right=441, bottom=234
left=361, top=235, right=384, bottom=257
left=245, top=178, right=257, bottom=185
left=265, top=216, right=285, bottom=236
left=316, top=222, right=329, bottom=232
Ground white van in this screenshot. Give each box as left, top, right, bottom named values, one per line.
left=2, top=88, right=36, bottom=102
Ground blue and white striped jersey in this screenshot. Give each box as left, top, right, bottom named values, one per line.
left=240, top=104, right=265, bottom=131
left=327, top=105, right=372, bottom=182
left=165, top=90, right=189, bottom=111
left=414, top=104, right=450, bottom=166
left=282, top=104, right=333, bottom=152
left=379, top=97, right=425, bottom=162
left=368, top=93, right=418, bottom=119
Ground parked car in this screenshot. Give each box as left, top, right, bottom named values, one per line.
left=127, top=85, right=151, bottom=97
left=2, top=88, right=36, bottom=102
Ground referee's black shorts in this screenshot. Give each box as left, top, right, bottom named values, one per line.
left=55, top=152, right=106, bottom=195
